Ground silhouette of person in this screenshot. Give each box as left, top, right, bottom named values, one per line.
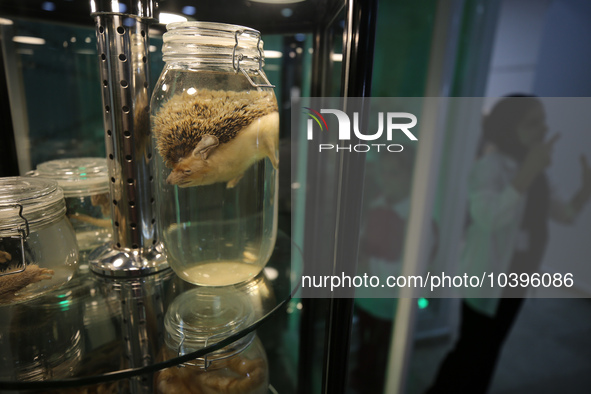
left=426, top=96, right=591, bottom=393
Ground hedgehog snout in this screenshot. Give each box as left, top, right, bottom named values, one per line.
left=165, top=171, right=176, bottom=185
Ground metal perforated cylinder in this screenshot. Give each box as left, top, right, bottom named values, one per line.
left=96, top=14, right=153, bottom=251
left=89, top=0, right=168, bottom=276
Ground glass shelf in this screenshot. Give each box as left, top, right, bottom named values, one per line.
left=0, top=231, right=299, bottom=390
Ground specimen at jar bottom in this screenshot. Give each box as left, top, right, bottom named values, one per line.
left=155, top=355, right=266, bottom=394
left=0, top=263, right=54, bottom=302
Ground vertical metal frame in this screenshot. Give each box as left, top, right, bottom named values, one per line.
left=296, top=12, right=341, bottom=392
left=321, top=0, right=378, bottom=390
left=295, top=0, right=378, bottom=393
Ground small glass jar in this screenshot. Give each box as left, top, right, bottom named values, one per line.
left=33, top=158, right=112, bottom=256
left=156, top=289, right=268, bottom=394
left=0, top=177, right=78, bottom=303
left=150, top=22, right=279, bottom=286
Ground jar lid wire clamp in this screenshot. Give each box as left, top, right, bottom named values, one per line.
left=232, top=30, right=275, bottom=89
left=177, top=331, right=211, bottom=370
left=0, top=203, right=29, bottom=277
left=175, top=329, right=257, bottom=371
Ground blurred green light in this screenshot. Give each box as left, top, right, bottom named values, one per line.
left=418, top=298, right=429, bottom=309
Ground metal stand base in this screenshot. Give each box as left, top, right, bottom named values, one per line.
left=89, top=243, right=169, bottom=277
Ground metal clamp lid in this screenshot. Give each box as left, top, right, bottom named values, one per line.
left=176, top=330, right=255, bottom=371
left=0, top=203, right=29, bottom=277
left=232, top=30, right=275, bottom=88
left=176, top=332, right=214, bottom=370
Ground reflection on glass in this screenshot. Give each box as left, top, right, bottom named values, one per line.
left=157, top=288, right=269, bottom=394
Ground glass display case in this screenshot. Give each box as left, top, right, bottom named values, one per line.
left=4, top=2, right=589, bottom=394
left=0, top=0, right=378, bottom=393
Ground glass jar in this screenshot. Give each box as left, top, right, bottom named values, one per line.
left=33, top=158, right=112, bottom=258
left=0, top=177, right=78, bottom=304
left=150, top=22, right=279, bottom=286
left=156, top=289, right=268, bottom=394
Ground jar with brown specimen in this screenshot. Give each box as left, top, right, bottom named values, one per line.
left=0, top=177, right=78, bottom=304
left=156, top=290, right=269, bottom=394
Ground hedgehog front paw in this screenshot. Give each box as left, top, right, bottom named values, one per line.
left=226, top=173, right=245, bottom=189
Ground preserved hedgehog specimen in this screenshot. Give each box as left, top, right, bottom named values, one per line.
left=152, top=89, right=279, bottom=188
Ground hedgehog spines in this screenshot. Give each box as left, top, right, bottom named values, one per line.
left=152, top=88, right=278, bottom=167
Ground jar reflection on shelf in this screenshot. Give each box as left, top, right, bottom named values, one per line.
left=0, top=284, right=84, bottom=382
left=171, top=267, right=277, bottom=322
left=151, top=22, right=279, bottom=287
left=157, top=334, right=268, bottom=394
left=58, top=273, right=123, bottom=372
left=156, top=287, right=269, bottom=394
